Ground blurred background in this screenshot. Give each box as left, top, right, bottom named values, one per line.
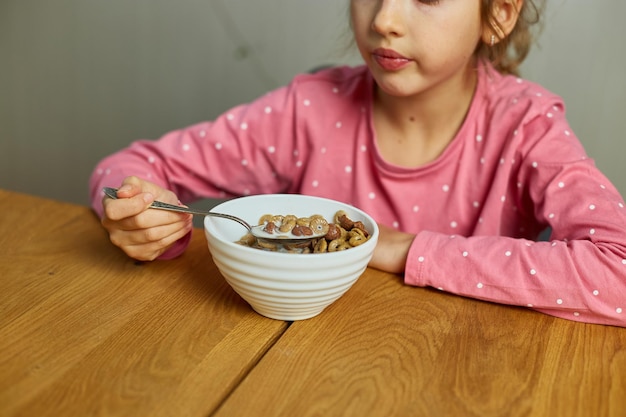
left=1, top=0, right=625, bottom=209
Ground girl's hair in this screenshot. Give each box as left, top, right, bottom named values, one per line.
left=478, top=0, right=544, bottom=76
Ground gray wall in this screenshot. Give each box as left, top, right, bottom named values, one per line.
left=2, top=0, right=625, bottom=207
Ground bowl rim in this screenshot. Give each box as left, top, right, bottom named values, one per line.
left=203, top=193, right=379, bottom=259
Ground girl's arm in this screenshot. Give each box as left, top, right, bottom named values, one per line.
left=400, top=106, right=626, bottom=327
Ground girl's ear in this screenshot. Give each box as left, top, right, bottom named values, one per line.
left=481, top=0, right=523, bottom=45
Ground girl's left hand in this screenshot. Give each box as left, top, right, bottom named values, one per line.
left=369, top=224, right=415, bottom=274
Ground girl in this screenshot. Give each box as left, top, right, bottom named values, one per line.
left=91, top=0, right=626, bottom=327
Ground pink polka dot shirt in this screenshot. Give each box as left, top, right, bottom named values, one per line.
left=90, top=63, right=626, bottom=327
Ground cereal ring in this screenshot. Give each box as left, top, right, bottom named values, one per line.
left=314, top=238, right=328, bottom=253
left=279, top=215, right=297, bottom=233
left=310, top=217, right=330, bottom=236
left=328, top=239, right=350, bottom=252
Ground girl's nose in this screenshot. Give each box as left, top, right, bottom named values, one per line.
left=371, top=0, right=405, bottom=37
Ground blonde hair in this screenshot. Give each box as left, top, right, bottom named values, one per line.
left=477, top=0, right=544, bottom=76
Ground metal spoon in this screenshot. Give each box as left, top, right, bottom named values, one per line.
left=102, top=187, right=325, bottom=244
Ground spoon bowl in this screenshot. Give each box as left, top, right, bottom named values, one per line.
left=102, top=187, right=325, bottom=243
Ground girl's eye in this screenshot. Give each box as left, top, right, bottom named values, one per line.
left=418, top=0, right=441, bottom=5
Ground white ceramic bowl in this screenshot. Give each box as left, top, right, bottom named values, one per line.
left=204, top=194, right=379, bottom=321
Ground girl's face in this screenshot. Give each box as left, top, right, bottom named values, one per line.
left=350, top=0, right=484, bottom=98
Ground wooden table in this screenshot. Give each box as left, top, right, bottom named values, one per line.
left=2, top=189, right=625, bottom=417
left=0, top=189, right=288, bottom=417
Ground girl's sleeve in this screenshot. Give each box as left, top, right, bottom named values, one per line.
left=89, top=82, right=304, bottom=258
left=404, top=103, right=626, bottom=327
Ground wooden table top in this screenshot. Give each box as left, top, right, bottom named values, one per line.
left=0, top=189, right=287, bottom=417
left=2, top=189, right=625, bottom=417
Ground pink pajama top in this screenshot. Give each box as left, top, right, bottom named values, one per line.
left=90, top=63, right=626, bottom=327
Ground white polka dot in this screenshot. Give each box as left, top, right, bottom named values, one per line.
left=501, top=196, right=506, bottom=202
left=295, top=161, right=303, bottom=168
left=312, top=180, right=319, bottom=187
left=332, top=87, right=339, bottom=94
left=480, top=157, right=486, bottom=164
left=303, top=99, right=311, bottom=106
left=320, top=147, right=327, bottom=154
left=556, top=298, right=563, bottom=305
left=226, top=113, right=235, bottom=120
left=547, top=112, right=553, bottom=118
left=622, top=259, right=626, bottom=265
left=532, top=162, right=538, bottom=168
left=360, top=145, right=367, bottom=152
left=619, top=203, right=624, bottom=208
left=514, top=129, right=519, bottom=136
left=215, top=143, right=223, bottom=150
left=368, top=192, right=376, bottom=199
left=462, top=251, right=469, bottom=257
left=182, top=144, right=190, bottom=151
left=500, top=158, right=505, bottom=165
left=148, top=156, right=156, bottom=164
left=558, top=182, right=565, bottom=188
left=105, top=168, right=111, bottom=175
left=473, top=201, right=480, bottom=208
left=241, top=159, right=248, bottom=166
left=617, top=308, right=623, bottom=314
left=530, top=269, right=537, bottom=275
left=527, top=303, right=534, bottom=307
left=199, top=130, right=206, bottom=137
left=240, top=122, right=248, bottom=130
left=450, top=221, right=458, bottom=228
left=589, top=204, right=596, bottom=210
left=564, top=130, right=571, bottom=136
left=442, top=184, right=450, bottom=192
left=268, top=146, right=276, bottom=153
left=392, top=221, right=399, bottom=228
left=536, top=92, right=543, bottom=97
left=477, top=282, right=483, bottom=289
left=505, top=251, right=512, bottom=257
left=476, top=135, right=483, bottom=142
left=437, top=287, right=443, bottom=291
left=418, top=256, right=425, bottom=262
left=600, top=184, right=606, bottom=189
left=573, top=312, right=580, bottom=317
left=293, top=150, right=299, bottom=157
left=548, top=213, right=555, bottom=219
left=593, top=290, right=599, bottom=296
left=413, top=205, right=419, bottom=213
left=335, top=121, right=342, bottom=128
left=590, top=228, right=596, bottom=235
left=264, top=106, right=272, bottom=114
left=516, top=78, right=523, bottom=84
left=345, top=166, right=352, bottom=173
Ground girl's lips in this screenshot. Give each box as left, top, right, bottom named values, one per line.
left=372, top=48, right=411, bottom=71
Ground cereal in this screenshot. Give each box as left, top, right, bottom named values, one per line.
left=236, top=211, right=370, bottom=253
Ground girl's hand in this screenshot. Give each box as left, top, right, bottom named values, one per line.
left=369, top=223, right=415, bottom=274
left=101, top=176, right=193, bottom=261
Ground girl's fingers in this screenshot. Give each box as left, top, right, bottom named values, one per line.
left=109, top=219, right=193, bottom=261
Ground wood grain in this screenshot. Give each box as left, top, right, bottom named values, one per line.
left=214, top=265, right=626, bottom=417
left=0, top=190, right=288, bottom=417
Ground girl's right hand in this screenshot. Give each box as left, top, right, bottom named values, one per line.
left=100, top=176, right=193, bottom=261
